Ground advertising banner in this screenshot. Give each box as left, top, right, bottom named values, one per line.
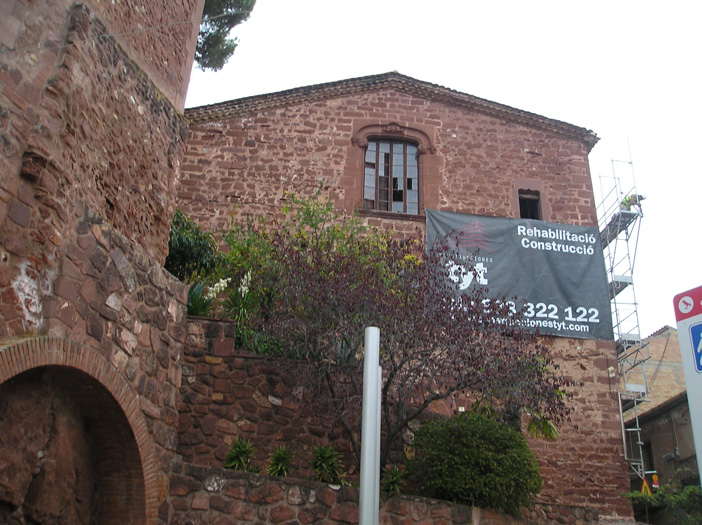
left=426, top=209, right=613, bottom=340
left=673, top=286, right=702, bottom=486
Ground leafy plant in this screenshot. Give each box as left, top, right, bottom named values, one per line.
left=218, top=190, right=575, bottom=472
left=381, top=466, right=405, bottom=496
left=187, top=281, right=214, bottom=317
left=267, top=446, right=293, bottom=477
left=223, top=437, right=259, bottom=473
left=406, top=413, right=542, bottom=517
left=165, top=209, right=221, bottom=282
left=311, top=445, right=343, bottom=485
left=624, top=469, right=702, bottom=525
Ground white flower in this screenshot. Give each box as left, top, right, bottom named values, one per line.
left=239, top=271, right=251, bottom=297
left=205, top=278, right=231, bottom=300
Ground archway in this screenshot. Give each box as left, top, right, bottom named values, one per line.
left=0, top=338, right=157, bottom=523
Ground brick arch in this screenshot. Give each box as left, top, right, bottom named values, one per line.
left=0, top=337, right=158, bottom=523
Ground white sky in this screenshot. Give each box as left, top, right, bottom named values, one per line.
left=186, top=0, right=702, bottom=338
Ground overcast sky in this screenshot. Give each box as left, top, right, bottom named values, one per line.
left=186, top=0, right=702, bottom=338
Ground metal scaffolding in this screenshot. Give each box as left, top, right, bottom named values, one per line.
left=596, top=158, right=650, bottom=481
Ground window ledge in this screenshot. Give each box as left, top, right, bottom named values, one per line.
left=356, top=209, right=426, bottom=223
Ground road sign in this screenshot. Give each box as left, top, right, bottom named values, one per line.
left=652, top=474, right=659, bottom=490
left=640, top=477, right=652, bottom=496
left=673, top=285, right=702, bottom=487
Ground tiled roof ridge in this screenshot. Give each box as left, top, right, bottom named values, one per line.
left=185, top=72, right=599, bottom=149
left=645, top=325, right=677, bottom=339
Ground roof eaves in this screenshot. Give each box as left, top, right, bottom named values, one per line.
left=185, top=72, right=599, bottom=150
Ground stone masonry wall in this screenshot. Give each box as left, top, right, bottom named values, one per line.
left=180, top=88, right=598, bottom=237
left=1, top=1, right=201, bottom=520
left=0, top=204, right=189, bottom=521
left=1, top=0, right=203, bottom=111
left=1, top=4, right=189, bottom=339
left=178, top=319, right=358, bottom=480
left=527, top=337, right=633, bottom=519
left=166, top=463, right=599, bottom=525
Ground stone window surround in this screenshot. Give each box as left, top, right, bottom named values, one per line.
left=347, top=120, right=438, bottom=222
left=512, top=178, right=551, bottom=222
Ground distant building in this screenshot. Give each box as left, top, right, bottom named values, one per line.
left=625, top=327, right=698, bottom=487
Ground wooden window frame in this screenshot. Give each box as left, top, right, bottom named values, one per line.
left=350, top=122, right=436, bottom=220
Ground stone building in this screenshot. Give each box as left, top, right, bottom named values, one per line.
left=1, top=0, right=634, bottom=522
left=179, top=72, right=635, bottom=521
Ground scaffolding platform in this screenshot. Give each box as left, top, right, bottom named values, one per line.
left=600, top=210, right=639, bottom=247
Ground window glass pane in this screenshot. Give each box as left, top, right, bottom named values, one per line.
left=407, top=145, right=418, bottom=166
left=378, top=189, right=389, bottom=210
left=361, top=139, right=419, bottom=215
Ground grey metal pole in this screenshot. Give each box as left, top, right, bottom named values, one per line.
left=359, top=327, right=380, bottom=525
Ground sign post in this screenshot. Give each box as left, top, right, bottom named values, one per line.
left=673, top=285, right=702, bottom=486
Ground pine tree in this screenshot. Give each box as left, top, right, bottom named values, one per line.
left=196, top=0, right=256, bottom=71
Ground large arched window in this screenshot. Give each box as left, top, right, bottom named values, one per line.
left=351, top=122, right=436, bottom=217
left=363, top=139, right=419, bottom=214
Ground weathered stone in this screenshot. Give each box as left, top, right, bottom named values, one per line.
left=269, top=503, right=296, bottom=523
left=249, top=483, right=283, bottom=505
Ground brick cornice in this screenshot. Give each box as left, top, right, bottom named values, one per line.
left=185, top=72, right=599, bottom=151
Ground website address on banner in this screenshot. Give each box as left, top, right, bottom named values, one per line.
left=495, top=316, right=591, bottom=333
left=522, top=318, right=590, bottom=333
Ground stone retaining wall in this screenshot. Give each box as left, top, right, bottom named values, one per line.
left=166, top=462, right=600, bottom=525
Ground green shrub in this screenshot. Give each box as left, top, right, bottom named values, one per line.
left=311, top=445, right=343, bottom=484
left=625, top=470, right=702, bottom=525
left=406, top=413, right=542, bottom=517
left=187, top=281, right=214, bottom=317
left=267, top=446, right=293, bottom=477
left=223, top=437, right=259, bottom=473
left=165, top=209, right=221, bottom=282
left=381, top=466, right=405, bottom=496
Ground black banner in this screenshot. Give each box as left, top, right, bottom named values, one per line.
left=426, top=209, right=613, bottom=341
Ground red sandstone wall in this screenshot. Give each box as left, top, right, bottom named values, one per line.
left=180, top=88, right=598, bottom=236
left=178, top=320, right=358, bottom=479
left=1, top=4, right=188, bottom=338
left=528, top=337, right=632, bottom=518
left=1, top=0, right=203, bottom=111
left=87, top=0, right=204, bottom=111
left=166, top=463, right=600, bottom=524
left=1, top=1, right=200, bottom=521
